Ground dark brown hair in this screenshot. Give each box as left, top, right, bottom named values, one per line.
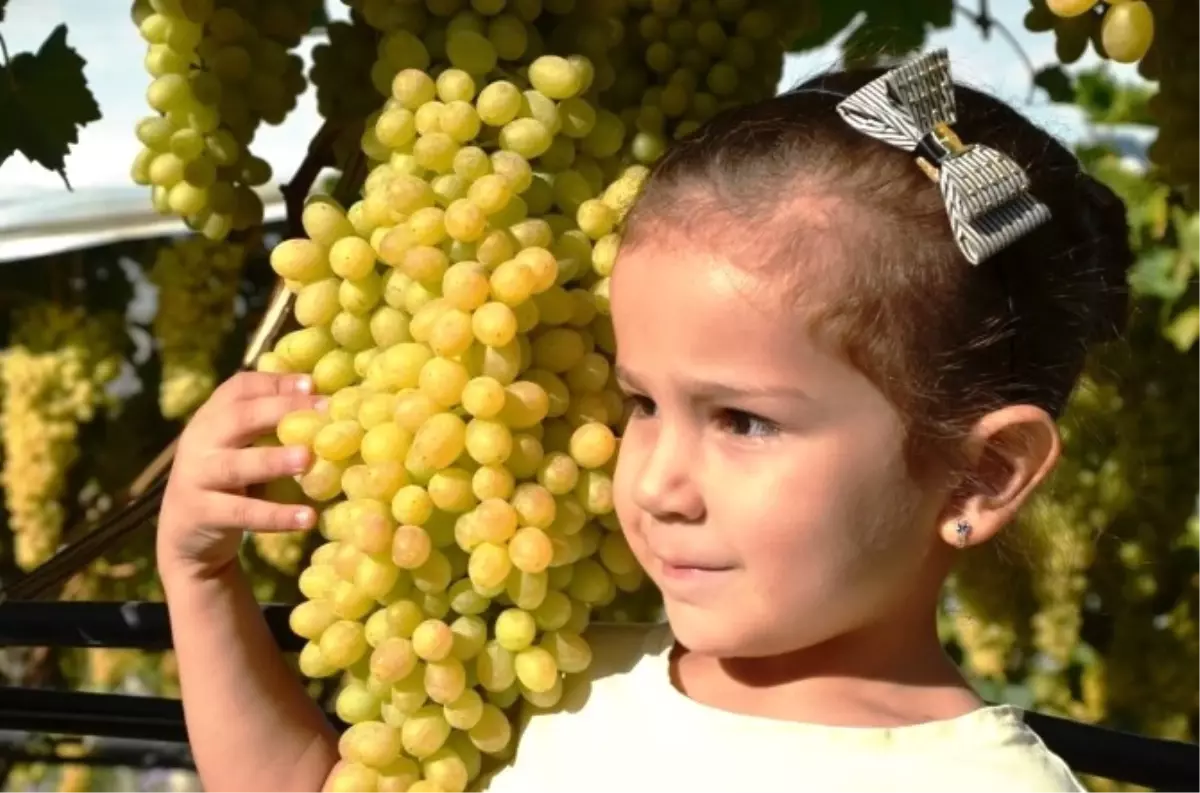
left=620, top=65, right=1134, bottom=477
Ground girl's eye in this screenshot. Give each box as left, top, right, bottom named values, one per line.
left=716, top=409, right=778, bottom=438
left=626, top=394, right=656, bottom=418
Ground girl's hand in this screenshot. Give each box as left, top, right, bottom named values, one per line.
left=156, top=371, right=325, bottom=582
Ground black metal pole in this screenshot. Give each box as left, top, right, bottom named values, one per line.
left=0, top=601, right=303, bottom=653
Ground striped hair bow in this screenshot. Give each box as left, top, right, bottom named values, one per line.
left=835, top=49, right=1051, bottom=265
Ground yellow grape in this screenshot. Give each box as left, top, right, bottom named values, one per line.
left=1046, top=0, right=1099, bottom=17
left=1101, top=1, right=1155, bottom=63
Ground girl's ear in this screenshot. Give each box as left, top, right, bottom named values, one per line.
left=938, top=404, right=1061, bottom=548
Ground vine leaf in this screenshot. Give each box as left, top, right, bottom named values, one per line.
left=1165, top=306, right=1199, bottom=352
left=0, top=24, right=101, bottom=188
left=1033, top=65, right=1075, bottom=104
left=1129, top=248, right=1186, bottom=302
left=790, top=0, right=953, bottom=62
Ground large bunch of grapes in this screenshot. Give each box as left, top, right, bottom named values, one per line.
left=148, top=235, right=248, bottom=418
left=0, top=305, right=124, bottom=571
left=129, top=0, right=319, bottom=240
left=240, top=0, right=802, bottom=788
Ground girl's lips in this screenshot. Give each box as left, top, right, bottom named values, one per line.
left=658, top=558, right=735, bottom=581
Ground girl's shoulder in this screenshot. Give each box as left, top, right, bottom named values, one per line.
left=480, top=624, right=1085, bottom=792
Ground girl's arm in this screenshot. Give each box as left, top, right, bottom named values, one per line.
left=153, top=372, right=335, bottom=791
left=164, top=564, right=340, bottom=792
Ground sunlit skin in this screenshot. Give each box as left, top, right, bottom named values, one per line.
left=609, top=220, right=1061, bottom=729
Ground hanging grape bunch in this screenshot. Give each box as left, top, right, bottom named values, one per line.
left=250, top=0, right=805, bottom=789
left=0, top=305, right=124, bottom=571
left=148, top=235, right=248, bottom=418
left=129, top=0, right=319, bottom=240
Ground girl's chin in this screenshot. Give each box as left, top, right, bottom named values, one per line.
left=661, top=600, right=760, bottom=658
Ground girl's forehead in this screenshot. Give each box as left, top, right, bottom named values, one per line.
left=610, top=242, right=827, bottom=369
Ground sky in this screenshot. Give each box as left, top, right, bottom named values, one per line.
left=0, top=0, right=1145, bottom=200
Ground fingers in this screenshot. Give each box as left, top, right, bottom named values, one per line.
left=210, top=393, right=327, bottom=447
left=192, top=445, right=313, bottom=491
left=211, top=372, right=314, bottom=406
left=201, top=491, right=317, bottom=533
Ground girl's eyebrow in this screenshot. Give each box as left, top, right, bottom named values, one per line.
left=614, top=365, right=812, bottom=402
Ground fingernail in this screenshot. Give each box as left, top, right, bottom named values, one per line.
left=294, top=508, right=315, bottom=528
left=295, top=376, right=313, bottom=394
left=313, top=397, right=330, bottom=412
left=287, top=447, right=311, bottom=470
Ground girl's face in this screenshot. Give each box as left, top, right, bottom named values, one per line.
left=610, top=234, right=949, bottom=659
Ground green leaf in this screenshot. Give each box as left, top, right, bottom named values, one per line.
left=789, top=1, right=861, bottom=54
left=1072, top=68, right=1155, bottom=125
left=791, top=0, right=952, bottom=66
left=1034, top=66, right=1075, bottom=104
left=1165, top=306, right=1200, bottom=352
left=1175, top=209, right=1199, bottom=269
left=1129, top=248, right=1187, bottom=301
left=0, top=24, right=101, bottom=187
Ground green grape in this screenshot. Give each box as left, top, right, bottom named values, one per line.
left=1101, top=1, right=1154, bottom=63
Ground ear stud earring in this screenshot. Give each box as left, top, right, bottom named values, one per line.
left=954, top=519, right=972, bottom=548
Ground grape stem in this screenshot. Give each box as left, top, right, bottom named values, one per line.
left=0, top=32, right=10, bottom=67
left=953, top=2, right=1040, bottom=102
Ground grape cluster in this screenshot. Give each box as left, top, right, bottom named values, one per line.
left=311, top=17, right=382, bottom=126
left=0, top=305, right=123, bottom=571
left=577, top=0, right=804, bottom=301
left=1026, top=1, right=1156, bottom=64
left=245, top=1, right=799, bottom=788
left=310, top=15, right=383, bottom=167
left=148, top=235, right=248, bottom=418
left=129, top=0, right=318, bottom=240
left=598, top=0, right=802, bottom=162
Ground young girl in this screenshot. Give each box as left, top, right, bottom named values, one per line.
left=157, top=52, right=1130, bottom=792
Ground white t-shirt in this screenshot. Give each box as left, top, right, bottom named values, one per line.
left=480, top=623, right=1085, bottom=793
